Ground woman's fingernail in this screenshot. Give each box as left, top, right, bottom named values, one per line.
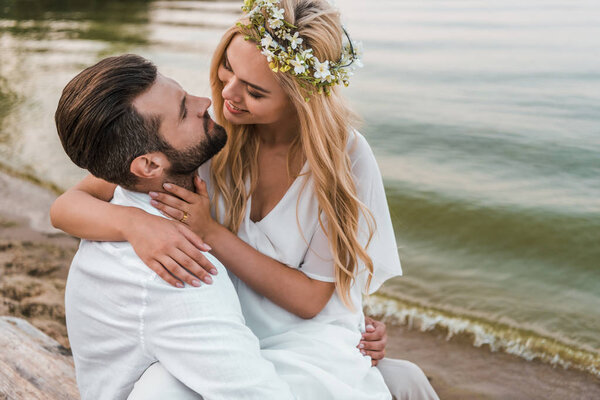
left=149, top=191, right=157, bottom=198
left=163, top=183, right=172, bottom=190
left=150, top=200, right=158, bottom=206
left=359, top=343, right=365, bottom=349
left=366, top=324, right=375, bottom=331
left=360, top=350, right=366, bottom=355
left=175, top=282, right=184, bottom=288
left=191, top=279, right=201, bottom=287
left=204, top=244, right=213, bottom=251
left=210, top=268, right=218, bottom=275
left=204, top=276, right=213, bottom=284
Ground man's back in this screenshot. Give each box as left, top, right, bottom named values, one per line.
left=65, top=187, right=294, bottom=400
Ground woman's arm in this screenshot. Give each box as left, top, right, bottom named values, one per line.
left=206, top=223, right=334, bottom=319
left=151, top=178, right=335, bottom=319
left=50, top=174, right=218, bottom=287
left=51, top=174, right=128, bottom=240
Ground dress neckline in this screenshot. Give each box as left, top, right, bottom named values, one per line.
left=248, top=161, right=309, bottom=224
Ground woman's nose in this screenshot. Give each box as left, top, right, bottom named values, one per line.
left=221, top=77, right=242, bottom=103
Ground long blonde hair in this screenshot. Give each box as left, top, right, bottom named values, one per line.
left=209, top=0, right=375, bottom=307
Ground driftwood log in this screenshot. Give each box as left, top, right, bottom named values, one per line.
left=0, top=316, right=79, bottom=399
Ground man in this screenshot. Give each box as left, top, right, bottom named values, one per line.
left=55, top=54, right=295, bottom=400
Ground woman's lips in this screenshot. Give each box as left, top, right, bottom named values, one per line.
left=224, top=100, right=247, bottom=114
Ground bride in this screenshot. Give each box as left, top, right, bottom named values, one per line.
left=52, top=0, right=438, bottom=398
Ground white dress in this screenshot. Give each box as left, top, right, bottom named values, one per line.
left=198, top=130, right=402, bottom=400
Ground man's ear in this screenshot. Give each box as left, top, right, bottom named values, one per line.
left=130, top=152, right=169, bottom=179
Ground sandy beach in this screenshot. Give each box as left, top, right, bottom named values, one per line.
left=1, top=169, right=599, bottom=399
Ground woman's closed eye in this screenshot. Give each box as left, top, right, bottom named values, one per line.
left=223, top=54, right=265, bottom=99
left=247, top=90, right=263, bottom=99
left=223, top=57, right=232, bottom=72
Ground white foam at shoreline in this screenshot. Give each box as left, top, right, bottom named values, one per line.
left=366, top=295, right=600, bottom=378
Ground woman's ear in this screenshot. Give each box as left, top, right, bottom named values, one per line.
left=130, top=152, right=169, bottom=179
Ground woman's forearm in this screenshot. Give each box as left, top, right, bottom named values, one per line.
left=50, top=188, right=143, bottom=241
left=50, top=175, right=217, bottom=288
left=50, top=174, right=142, bottom=241
left=205, top=224, right=334, bottom=319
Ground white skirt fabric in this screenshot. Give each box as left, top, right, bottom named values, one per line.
left=257, top=322, right=390, bottom=400
left=128, top=357, right=440, bottom=400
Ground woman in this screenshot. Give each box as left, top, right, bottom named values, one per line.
left=52, top=0, right=437, bottom=398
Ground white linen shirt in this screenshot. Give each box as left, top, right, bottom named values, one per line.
left=64, top=186, right=294, bottom=400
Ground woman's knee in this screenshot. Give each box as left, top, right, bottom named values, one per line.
left=377, top=358, right=439, bottom=400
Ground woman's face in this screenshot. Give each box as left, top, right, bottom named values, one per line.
left=217, top=34, right=296, bottom=127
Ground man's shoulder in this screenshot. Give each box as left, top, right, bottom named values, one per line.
left=75, top=239, right=230, bottom=289
left=73, top=238, right=144, bottom=273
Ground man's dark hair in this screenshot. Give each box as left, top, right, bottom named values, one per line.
left=55, top=54, right=167, bottom=188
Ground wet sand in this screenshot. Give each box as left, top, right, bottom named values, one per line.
left=385, top=325, right=600, bottom=399
left=1, top=170, right=599, bottom=399
left=0, top=170, right=78, bottom=349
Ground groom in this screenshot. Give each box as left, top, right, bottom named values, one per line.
left=55, top=54, right=295, bottom=400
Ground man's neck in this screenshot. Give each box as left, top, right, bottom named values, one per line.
left=133, top=173, right=195, bottom=194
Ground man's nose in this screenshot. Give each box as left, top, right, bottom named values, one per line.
left=194, top=96, right=212, bottom=118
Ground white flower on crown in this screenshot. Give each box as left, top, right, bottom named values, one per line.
left=301, top=48, right=313, bottom=59
left=269, top=18, right=284, bottom=29
left=286, top=32, right=303, bottom=50
left=353, top=41, right=364, bottom=68
left=261, top=33, right=277, bottom=49
left=313, top=59, right=331, bottom=81
left=261, top=48, right=275, bottom=62
left=341, top=66, right=354, bottom=78
left=271, top=7, right=285, bottom=20
left=289, top=55, right=306, bottom=74
left=246, top=5, right=259, bottom=18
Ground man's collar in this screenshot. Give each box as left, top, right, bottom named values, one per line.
left=111, top=186, right=165, bottom=219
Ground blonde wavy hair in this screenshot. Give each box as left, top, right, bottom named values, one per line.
left=209, top=0, right=375, bottom=307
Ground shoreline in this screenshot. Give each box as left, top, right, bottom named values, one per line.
left=367, top=293, right=600, bottom=379
left=1, top=169, right=599, bottom=399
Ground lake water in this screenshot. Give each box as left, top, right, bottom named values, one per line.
left=1, top=0, right=599, bottom=376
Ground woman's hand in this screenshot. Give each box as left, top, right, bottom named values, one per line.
left=149, top=177, right=216, bottom=240
left=125, top=209, right=218, bottom=288
left=358, top=316, right=388, bottom=366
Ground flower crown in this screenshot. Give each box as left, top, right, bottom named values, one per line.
left=238, top=0, right=362, bottom=98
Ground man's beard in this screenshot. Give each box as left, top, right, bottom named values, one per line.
left=161, top=121, right=227, bottom=191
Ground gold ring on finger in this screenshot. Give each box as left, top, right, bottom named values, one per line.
left=180, top=211, right=189, bottom=223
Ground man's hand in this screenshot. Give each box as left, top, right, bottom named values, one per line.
left=358, top=316, right=387, bottom=366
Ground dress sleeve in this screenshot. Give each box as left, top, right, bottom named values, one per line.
left=351, top=131, right=402, bottom=294
left=299, top=218, right=336, bottom=282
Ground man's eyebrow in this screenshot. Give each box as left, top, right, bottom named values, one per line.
left=179, top=93, right=187, bottom=121
left=224, top=53, right=271, bottom=94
